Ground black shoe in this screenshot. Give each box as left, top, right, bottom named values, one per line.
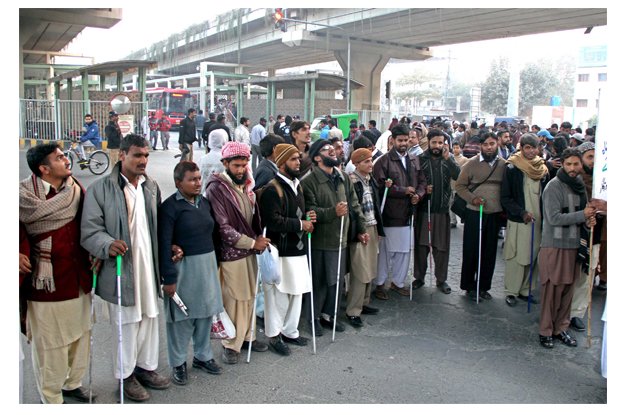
left=320, top=317, right=345, bottom=332
left=361, top=305, right=379, bottom=315
left=312, top=319, right=324, bottom=337
left=411, top=280, right=425, bottom=290
left=570, top=317, right=586, bottom=332
left=556, top=330, right=577, bottom=347
left=346, top=315, right=364, bottom=328
left=62, top=386, right=96, bottom=402
left=539, top=335, right=554, bottom=349
left=222, top=347, right=239, bottom=364
left=282, top=335, right=309, bottom=346
left=172, top=362, right=188, bottom=385
left=192, top=357, right=223, bottom=375
left=518, top=293, right=539, bottom=304
left=242, top=340, right=269, bottom=352
left=268, top=336, right=291, bottom=356
left=436, top=281, right=452, bottom=294
left=479, top=291, right=492, bottom=300
left=505, top=295, right=517, bottom=307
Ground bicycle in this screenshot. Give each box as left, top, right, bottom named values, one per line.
left=64, top=140, right=110, bottom=175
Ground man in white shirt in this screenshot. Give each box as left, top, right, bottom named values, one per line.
left=234, top=117, right=251, bottom=147
left=250, top=117, right=267, bottom=172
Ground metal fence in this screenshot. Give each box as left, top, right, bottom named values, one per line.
left=19, top=99, right=148, bottom=142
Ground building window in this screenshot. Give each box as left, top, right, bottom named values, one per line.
left=578, top=74, right=589, bottom=82
left=598, top=73, right=607, bottom=81
left=576, top=99, right=588, bottom=108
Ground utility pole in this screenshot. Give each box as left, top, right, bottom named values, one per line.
left=443, top=49, right=451, bottom=111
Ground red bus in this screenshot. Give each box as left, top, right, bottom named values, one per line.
left=146, top=88, right=193, bottom=129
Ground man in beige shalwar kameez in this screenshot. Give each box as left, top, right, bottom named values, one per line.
left=205, top=142, right=271, bottom=364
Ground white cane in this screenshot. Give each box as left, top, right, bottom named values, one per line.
left=247, top=228, right=266, bottom=363
left=476, top=204, right=484, bottom=304
left=307, top=215, right=316, bottom=354
left=88, top=268, right=97, bottom=404
left=332, top=215, right=346, bottom=342
left=115, top=255, right=124, bottom=404
left=409, top=214, right=414, bottom=302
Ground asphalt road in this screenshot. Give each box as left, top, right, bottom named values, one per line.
left=18, top=135, right=607, bottom=405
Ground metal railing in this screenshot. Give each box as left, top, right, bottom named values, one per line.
left=19, top=99, right=148, bottom=142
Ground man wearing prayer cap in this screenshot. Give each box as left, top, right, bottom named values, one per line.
left=205, top=141, right=271, bottom=364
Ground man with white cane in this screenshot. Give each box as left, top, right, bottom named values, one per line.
left=258, top=144, right=316, bottom=356
left=205, top=142, right=270, bottom=365
left=414, top=129, right=460, bottom=295
left=500, top=133, right=549, bottom=308
left=456, top=132, right=506, bottom=300
left=81, top=134, right=170, bottom=402
left=302, top=140, right=367, bottom=337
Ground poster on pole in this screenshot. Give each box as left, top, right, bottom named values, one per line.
left=592, top=90, right=606, bottom=202
left=118, top=114, right=135, bottom=137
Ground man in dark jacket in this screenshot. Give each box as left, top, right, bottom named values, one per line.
left=253, top=133, right=284, bottom=191
left=258, top=144, right=316, bottom=355
left=105, top=111, right=122, bottom=166
left=501, top=133, right=550, bottom=307
left=207, top=114, right=232, bottom=142
left=414, top=129, right=460, bottom=294
left=372, top=124, right=427, bottom=300
left=301, top=139, right=368, bottom=336
left=178, top=108, right=197, bottom=162
left=200, top=112, right=216, bottom=151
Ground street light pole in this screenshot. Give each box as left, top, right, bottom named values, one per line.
left=275, top=15, right=351, bottom=112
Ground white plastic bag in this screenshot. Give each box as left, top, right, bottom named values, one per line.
left=210, top=310, right=236, bottom=339
left=257, top=244, right=281, bottom=285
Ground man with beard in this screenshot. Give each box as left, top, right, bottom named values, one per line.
left=413, top=129, right=460, bottom=294
left=302, top=140, right=368, bottom=336
left=497, top=130, right=516, bottom=160
left=258, top=144, right=316, bottom=355
left=538, top=148, right=596, bottom=348
left=569, top=142, right=604, bottom=331
left=289, top=120, right=313, bottom=176
left=455, top=132, right=506, bottom=300
left=346, top=148, right=386, bottom=327
left=372, top=124, right=427, bottom=299
left=500, top=134, right=550, bottom=307
left=205, top=142, right=271, bottom=364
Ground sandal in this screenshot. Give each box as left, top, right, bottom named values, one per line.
left=436, top=282, right=452, bottom=294
left=539, top=335, right=554, bottom=349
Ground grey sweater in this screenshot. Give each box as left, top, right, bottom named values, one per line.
left=540, top=176, right=587, bottom=249
left=455, top=156, right=506, bottom=214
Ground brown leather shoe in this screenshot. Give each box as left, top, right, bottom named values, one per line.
left=122, top=374, right=150, bottom=402
left=374, top=286, right=389, bottom=300
left=390, top=282, right=410, bottom=296
left=133, top=367, right=171, bottom=390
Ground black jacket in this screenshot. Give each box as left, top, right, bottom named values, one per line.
left=253, top=159, right=278, bottom=191
left=104, top=120, right=122, bottom=149
left=500, top=163, right=550, bottom=223
left=179, top=116, right=197, bottom=144
left=418, top=150, right=460, bottom=213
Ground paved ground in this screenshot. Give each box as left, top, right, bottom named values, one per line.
left=18, top=136, right=607, bottom=405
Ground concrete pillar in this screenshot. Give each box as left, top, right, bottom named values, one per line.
left=334, top=50, right=390, bottom=111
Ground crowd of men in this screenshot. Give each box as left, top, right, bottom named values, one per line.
left=19, top=111, right=606, bottom=403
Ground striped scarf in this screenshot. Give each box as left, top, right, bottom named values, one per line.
left=19, top=174, right=82, bottom=292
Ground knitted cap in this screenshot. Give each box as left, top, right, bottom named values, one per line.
left=309, top=139, right=331, bottom=161
left=576, top=141, right=595, bottom=154
left=350, top=148, right=372, bottom=164
left=221, top=141, right=250, bottom=160
left=274, top=143, right=300, bottom=167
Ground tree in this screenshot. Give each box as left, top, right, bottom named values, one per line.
left=444, top=81, right=472, bottom=112
left=395, top=69, right=442, bottom=113
left=519, top=62, right=559, bottom=117
left=480, top=57, right=510, bottom=115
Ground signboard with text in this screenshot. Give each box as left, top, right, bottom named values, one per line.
left=118, top=114, right=134, bottom=137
